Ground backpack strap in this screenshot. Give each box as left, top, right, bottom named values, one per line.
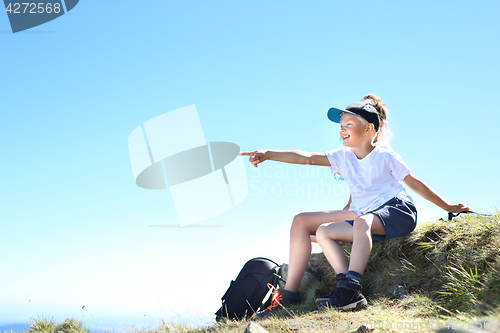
left=447, top=210, right=486, bottom=221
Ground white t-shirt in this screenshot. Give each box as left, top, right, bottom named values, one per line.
left=325, top=144, right=413, bottom=216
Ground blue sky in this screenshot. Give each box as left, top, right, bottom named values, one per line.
left=1, top=0, right=499, bottom=331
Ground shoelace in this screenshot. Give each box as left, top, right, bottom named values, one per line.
left=266, top=283, right=283, bottom=310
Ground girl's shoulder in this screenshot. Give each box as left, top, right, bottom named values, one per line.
left=375, top=141, right=405, bottom=159
left=374, top=144, right=407, bottom=164
left=375, top=141, right=394, bottom=152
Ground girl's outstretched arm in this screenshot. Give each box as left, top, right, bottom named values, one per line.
left=403, top=173, right=470, bottom=213
left=239, top=150, right=330, bottom=167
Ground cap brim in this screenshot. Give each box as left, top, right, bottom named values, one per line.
left=327, top=107, right=358, bottom=123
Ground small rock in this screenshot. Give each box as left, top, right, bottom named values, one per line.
left=278, top=264, right=287, bottom=290
left=299, top=271, right=322, bottom=304
left=436, top=322, right=491, bottom=333
left=355, top=325, right=373, bottom=333
left=388, top=285, right=407, bottom=299
left=279, top=264, right=321, bottom=304
left=245, top=321, right=269, bottom=333
left=309, top=253, right=324, bottom=267
left=307, top=261, right=317, bottom=272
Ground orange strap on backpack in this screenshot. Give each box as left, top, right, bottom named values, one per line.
left=266, top=283, right=283, bottom=310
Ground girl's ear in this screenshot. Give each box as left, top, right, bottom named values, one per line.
left=365, top=123, right=375, bottom=135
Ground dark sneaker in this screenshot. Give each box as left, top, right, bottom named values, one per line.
left=315, top=287, right=343, bottom=306
left=252, top=289, right=300, bottom=320
left=314, top=273, right=346, bottom=306
left=318, top=278, right=367, bottom=311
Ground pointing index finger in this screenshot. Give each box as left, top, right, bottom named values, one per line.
left=239, top=151, right=255, bottom=156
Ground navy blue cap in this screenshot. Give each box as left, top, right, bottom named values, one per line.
left=327, top=101, right=380, bottom=132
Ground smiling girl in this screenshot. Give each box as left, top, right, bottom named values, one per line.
left=240, top=94, right=469, bottom=314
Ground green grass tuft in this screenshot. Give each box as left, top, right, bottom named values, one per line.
left=23, top=318, right=89, bottom=333
left=26, top=318, right=56, bottom=333
left=54, top=318, right=89, bottom=333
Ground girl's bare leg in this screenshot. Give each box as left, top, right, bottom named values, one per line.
left=284, top=210, right=357, bottom=292
left=316, top=213, right=386, bottom=276
left=315, top=222, right=354, bottom=274
left=349, top=214, right=385, bottom=274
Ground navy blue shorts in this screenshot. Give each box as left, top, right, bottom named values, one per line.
left=345, top=196, right=417, bottom=243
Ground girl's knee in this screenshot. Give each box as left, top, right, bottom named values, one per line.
left=291, top=212, right=308, bottom=230
left=353, top=216, right=371, bottom=230
left=315, top=224, right=329, bottom=243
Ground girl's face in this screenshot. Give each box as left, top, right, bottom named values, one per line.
left=339, top=113, right=373, bottom=147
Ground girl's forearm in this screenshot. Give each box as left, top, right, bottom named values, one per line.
left=407, top=176, right=450, bottom=211
left=266, top=150, right=311, bottom=165
left=418, top=187, right=450, bottom=211
left=404, top=174, right=468, bottom=213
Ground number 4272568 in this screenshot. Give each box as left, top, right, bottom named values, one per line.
left=5, top=3, right=62, bottom=14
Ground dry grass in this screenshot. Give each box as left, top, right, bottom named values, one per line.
left=12, top=213, right=500, bottom=333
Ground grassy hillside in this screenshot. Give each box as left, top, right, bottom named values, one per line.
left=178, top=212, right=500, bottom=332
left=8, top=212, right=500, bottom=333
left=364, top=211, right=500, bottom=314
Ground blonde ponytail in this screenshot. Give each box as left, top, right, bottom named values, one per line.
left=362, top=93, right=393, bottom=144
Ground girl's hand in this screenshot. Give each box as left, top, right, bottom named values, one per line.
left=239, top=150, right=268, bottom=167
left=447, top=203, right=470, bottom=213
